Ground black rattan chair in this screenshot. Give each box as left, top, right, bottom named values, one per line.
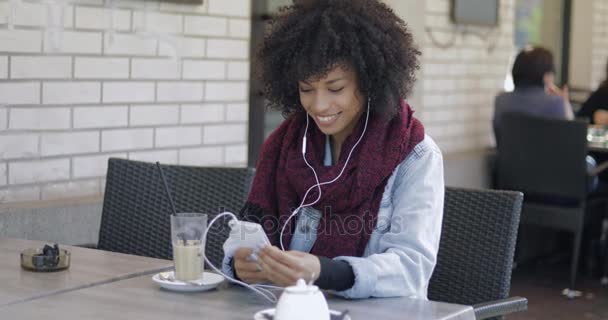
left=496, top=112, right=603, bottom=292
left=428, top=187, right=527, bottom=320
left=97, top=158, right=255, bottom=268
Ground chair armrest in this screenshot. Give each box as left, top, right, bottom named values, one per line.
left=473, top=296, right=528, bottom=320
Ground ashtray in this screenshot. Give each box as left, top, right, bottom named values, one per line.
left=20, top=244, right=70, bottom=272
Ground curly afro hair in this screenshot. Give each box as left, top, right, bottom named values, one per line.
left=256, top=0, right=420, bottom=119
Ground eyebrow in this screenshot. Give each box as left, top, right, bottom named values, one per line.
left=300, top=77, right=346, bottom=85
left=325, top=77, right=346, bottom=84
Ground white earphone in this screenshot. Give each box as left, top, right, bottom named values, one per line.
left=279, top=98, right=371, bottom=250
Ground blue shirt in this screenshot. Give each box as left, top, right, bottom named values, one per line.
left=223, top=135, right=444, bottom=300
left=493, top=86, right=567, bottom=144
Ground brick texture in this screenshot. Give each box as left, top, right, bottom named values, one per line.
left=0, top=0, right=250, bottom=203
left=420, top=0, right=516, bottom=153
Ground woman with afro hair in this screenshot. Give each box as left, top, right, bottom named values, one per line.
left=222, top=0, right=444, bottom=299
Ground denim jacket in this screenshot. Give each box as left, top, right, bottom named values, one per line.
left=223, top=135, right=444, bottom=299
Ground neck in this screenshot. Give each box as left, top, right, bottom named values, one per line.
left=329, top=136, right=340, bottom=165
left=331, top=111, right=365, bottom=160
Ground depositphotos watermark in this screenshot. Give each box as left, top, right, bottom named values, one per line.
left=220, top=206, right=403, bottom=241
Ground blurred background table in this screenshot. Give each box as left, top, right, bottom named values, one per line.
left=588, top=125, right=608, bottom=152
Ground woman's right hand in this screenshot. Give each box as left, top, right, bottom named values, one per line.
left=233, top=247, right=268, bottom=284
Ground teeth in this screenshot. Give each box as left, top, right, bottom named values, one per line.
left=317, top=114, right=339, bottom=122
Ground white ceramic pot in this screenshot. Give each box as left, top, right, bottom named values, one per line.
left=274, top=279, right=330, bottom=320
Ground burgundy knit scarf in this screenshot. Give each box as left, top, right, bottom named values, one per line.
left=242, top=101, right=424, bottom=258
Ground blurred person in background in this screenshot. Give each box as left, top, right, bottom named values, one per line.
left=492, top=46, right=597, bottom=191
left=493, top=46, right=573, bottom=144
left=578, top=59, right=608, bottom=125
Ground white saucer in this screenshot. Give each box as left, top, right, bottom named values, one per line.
left=152, top=271, right=224, bottom=292
left=253, top=308, right=351, bottom=320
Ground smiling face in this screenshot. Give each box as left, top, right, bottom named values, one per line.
left=298, top=64, right=365, bottom=144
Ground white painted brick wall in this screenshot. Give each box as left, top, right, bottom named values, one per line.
left=133, top=11, right=183, bottom=34
left=102, top=82, right=155, bottom=103
left=184, top=16, right=227, bottom=36
left=113, top=0, right=149, bottom=9
left=0, top=82, right=40, bottom=104
left=205, top=81, right=248, bottom=101
left=10, top=1, right=73, bottom=28
left=182, top=60, right=225, bottom=80
left=131, top=59, right=180, bottom=79
left=41, top=131, right=100, bottom=156
left=203, top=124, right=246, bottom=144
left=181, top=104, right=224, bottom=123
left=75, top=7, right=131, bottom=31
left=159, top=2, right=207, bottom=14
left=74, top=106, right=128, bottom=129
left=11, top=56, right=72, bottom=79
left=0, top=163, right=6, bottom=186
left=225, top=103, right=249, bottom=122
left=103, top=33, right=157, bottom=56
left=155, top=126, right=202, bottom=147
left=68, top=0, right=104, bottom=5
left=229, top=19, right=250, bottom=38
left=207, top=39, right=248, bottom=59
left=179, top=146, right=223, bottom=166
left=421, top=0, right=516, bottom=153
left=0, top=56, right=7, bottom=79
left=74, top=57, right=129, bottom=79
left=0, top=30, right=42, bottom=53
left=10, top=158, right=70, bottom=184
left=0, top=2, right=6, bottom=24
left=208, top=0, right=250, bottom=17
left=227, top=61, right=249, bottom=80
left=10, top=108, right=71, bottom=130
left=157, top=82, right=204, bottom=102
left=101, top=129, right=154, bottom=152
left=0, top=134, right=39, bottom=159
left=159, top=37, right=206, bottom=58
left=225, top=144, right=247, bottom=164
left=0, top=0, right=251, bottom=204
left=130, top=105, right=179, bottom=126
left=73, top=153, right=127, bottom=178
left=0, top=108, right=7, bottom=130
left=43, top=82, right=101, bottom=104
left=44, top=31, right=103, bottom=54
left=128, top=149, right=178, bottom=164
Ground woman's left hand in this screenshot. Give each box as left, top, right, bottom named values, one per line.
left=258, top=246, right=321, bottom=287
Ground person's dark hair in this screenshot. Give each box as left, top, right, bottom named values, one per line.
left=256, top=0, right=420, bottom=119
left=512, top=47, right=555, bottom=88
